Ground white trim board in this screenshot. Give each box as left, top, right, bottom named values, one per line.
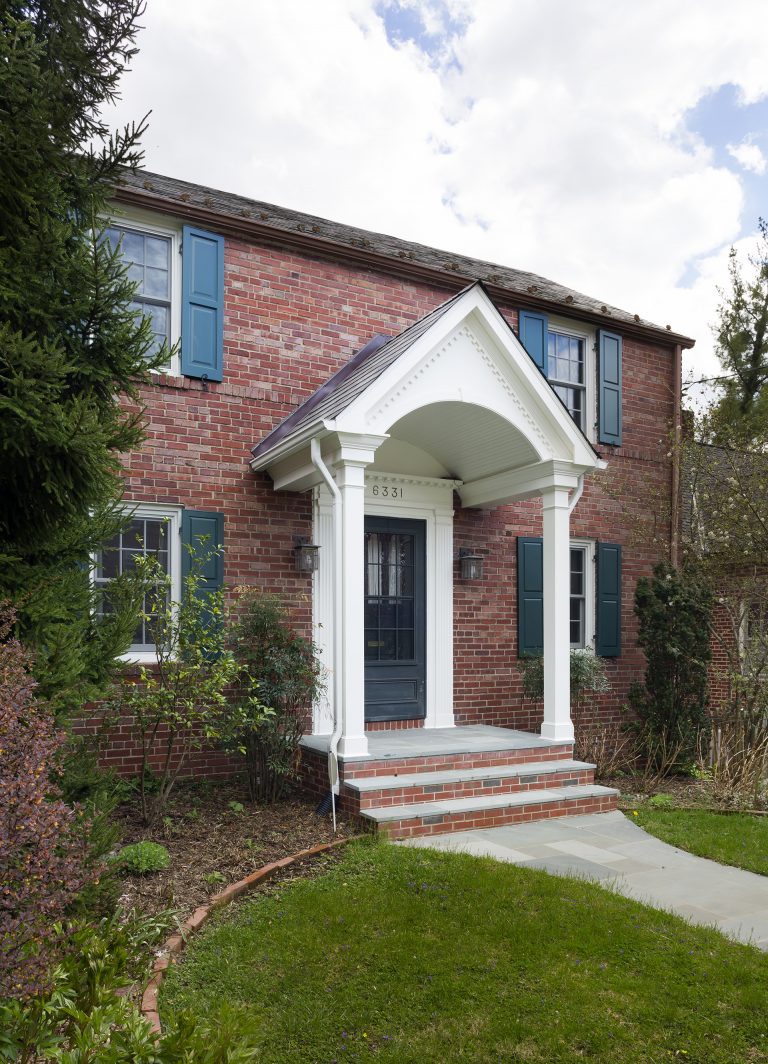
left=311, top=472, right=457, bottom=734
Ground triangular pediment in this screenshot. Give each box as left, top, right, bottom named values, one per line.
left=251, top=283, right=601, bottom=502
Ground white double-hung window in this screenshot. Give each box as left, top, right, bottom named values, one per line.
left=569, top=540, right=595, bottom=649
left=104, top=211, right=182, bottom=374
left=93, top=504, right=182, bottom=660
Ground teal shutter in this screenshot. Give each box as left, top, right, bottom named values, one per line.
left=181, top=227, right=224, bottom=382
left=517, top=536, right=543, bottom=656
left=181, top=510, right=225, bottom=605
left=596, top=542, right=621, bottom=657
left=518, top=311, right=549, bottom=374
left=598, top=330, right=622, bottom=445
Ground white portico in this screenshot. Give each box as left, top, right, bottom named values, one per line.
left=250, top=282, right=603, bottom=760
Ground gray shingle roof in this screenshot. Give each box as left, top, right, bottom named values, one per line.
left=115, top=168, right=694, bottom=346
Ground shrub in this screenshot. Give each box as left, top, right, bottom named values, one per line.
left=517, top=647, right=609, bottom=703
left=0, top=605, right=95, bottom=1002
left=58, top=746, right=131, bottom=918
left=114, top=841, right=170, bottom=876
left=628, top=562, right=713, bottom=768
left=0, top=908, right=260, bottom=1062
left=112, top=546, right=239, bottom=825
left=228, top=591, right=323, bottom=803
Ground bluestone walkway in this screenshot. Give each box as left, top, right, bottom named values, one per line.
left=400, top=810, right=768, bottom=950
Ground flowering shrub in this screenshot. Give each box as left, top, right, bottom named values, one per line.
left=0, top=605, right=93, bottom=1001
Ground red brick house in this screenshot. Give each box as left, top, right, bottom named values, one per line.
left=96, top=168, right=693, bottom=836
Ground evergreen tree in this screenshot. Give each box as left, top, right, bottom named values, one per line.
left=709, top=219, right=768, bottom=443
left=0, top=1, right=162, bottom=713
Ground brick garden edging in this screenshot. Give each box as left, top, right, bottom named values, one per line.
left=140, top=836, right=357, bottom=1035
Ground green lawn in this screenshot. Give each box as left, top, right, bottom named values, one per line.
left=633, top=807, right=768, bottom=876
left=161, top=839, right=768, bottom=1063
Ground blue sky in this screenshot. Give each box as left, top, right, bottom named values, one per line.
left=685, top=83, right=768, bottom=241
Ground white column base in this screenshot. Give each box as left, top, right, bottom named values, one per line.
left=540, top=719, right=575, bottom=743
left=336, top=733, right=370, bottom=759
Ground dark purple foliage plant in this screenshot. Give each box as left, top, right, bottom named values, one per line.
left=0, top=605, right=92, bottom=1001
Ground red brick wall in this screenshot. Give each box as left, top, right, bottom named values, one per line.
left=81, top=215, right=675, bottom=774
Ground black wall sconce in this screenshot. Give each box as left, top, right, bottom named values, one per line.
left=459, top=548, right=483, bottom=581
left=293, top=537, right=320, bottom=573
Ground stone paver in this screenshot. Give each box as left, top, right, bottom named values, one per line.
left=400, top=810, right=768, bottom=949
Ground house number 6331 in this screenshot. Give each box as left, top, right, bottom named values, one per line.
left=371, top=485, right=403, bottom=499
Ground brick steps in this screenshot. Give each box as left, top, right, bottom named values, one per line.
left=340, top=741, right=574, bottom=781
left=345, top=758, right=596, bottom=810
left=363, top=784, right=619, bottom=839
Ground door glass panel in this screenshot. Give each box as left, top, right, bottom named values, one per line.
left=363, top=530, right=417, bottom=662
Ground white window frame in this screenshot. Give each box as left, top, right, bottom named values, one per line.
left=93, top=503, right=183, bottom=664
left=547, top=314, right=596, bottom=442
left=569, top=538, right=595, bottom=650
left=104, top=205, right=182, bottom=376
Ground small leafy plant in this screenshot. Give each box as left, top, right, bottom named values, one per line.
left=0, top=908, right=259, bottom=1062
left=114, top=841, right=170, bottom=875
left=111, top=541, right=242, bottom=825
left=227, top=591, right=324, bottom=803
left=517, top=647, right=609, bottom=703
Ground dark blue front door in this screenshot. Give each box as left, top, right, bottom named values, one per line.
left=364, top=516, right=426, bottom=722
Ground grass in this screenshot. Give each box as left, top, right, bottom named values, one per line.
left=633, top=807, right=768, bottom=876
left=161, top=839, right=768, bottom=1063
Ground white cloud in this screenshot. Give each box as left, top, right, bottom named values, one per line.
left=105, top=0, right=768, bottom=392
left=727, top=138, right=767, bottom=174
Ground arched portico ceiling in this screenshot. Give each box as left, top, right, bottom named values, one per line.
left=250, top=282, right=603, bottom=504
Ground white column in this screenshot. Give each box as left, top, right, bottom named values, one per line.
left=336, top=458, right=369, bottom=758
left=541, top=485, right=573, bottom=742
left=311, top=486, right=335, bottom=735
left=431, top=510, right=455, bottom=728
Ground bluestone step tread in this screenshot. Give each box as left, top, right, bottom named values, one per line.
left=362, top=784, right=619, bottom=823
left=346, top=759, right=595, bottom=793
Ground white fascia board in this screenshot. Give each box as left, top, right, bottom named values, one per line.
left=257, top=426, right=389, bottom=492
left=250, top=420, right=331, bottom=474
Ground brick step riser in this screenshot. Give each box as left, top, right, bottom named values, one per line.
left=352, top=770, right=595, bottom=811
left=374, top=793, right=618, bottom=839
left=341, top=744, right=574, bottom=781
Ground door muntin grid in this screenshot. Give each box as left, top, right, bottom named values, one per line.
left=363, top=516, right=426, bottom=721
left=364, top=531, right=416, bottom=662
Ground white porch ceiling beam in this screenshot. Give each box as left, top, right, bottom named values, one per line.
left=458, top=459, right=596, bottom=509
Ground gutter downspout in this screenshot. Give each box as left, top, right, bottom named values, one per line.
left=671, top=343, right=683, bottom=568
left=310, top=438, right=343, bottom=833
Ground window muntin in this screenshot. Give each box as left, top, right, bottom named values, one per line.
left=364, top=531, right=416, bottom=661
left=548, top=331, right=586, bottom=431
left=570, top=545, right=587, bottom=648
left=94, top=514, right=173, bottom=654
left=105, top=225, right=172, bottom=360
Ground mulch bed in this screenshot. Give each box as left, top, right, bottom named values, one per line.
left=612, top=773, right=714, bottom=808
left=113, top=779, right=357, bottom=918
